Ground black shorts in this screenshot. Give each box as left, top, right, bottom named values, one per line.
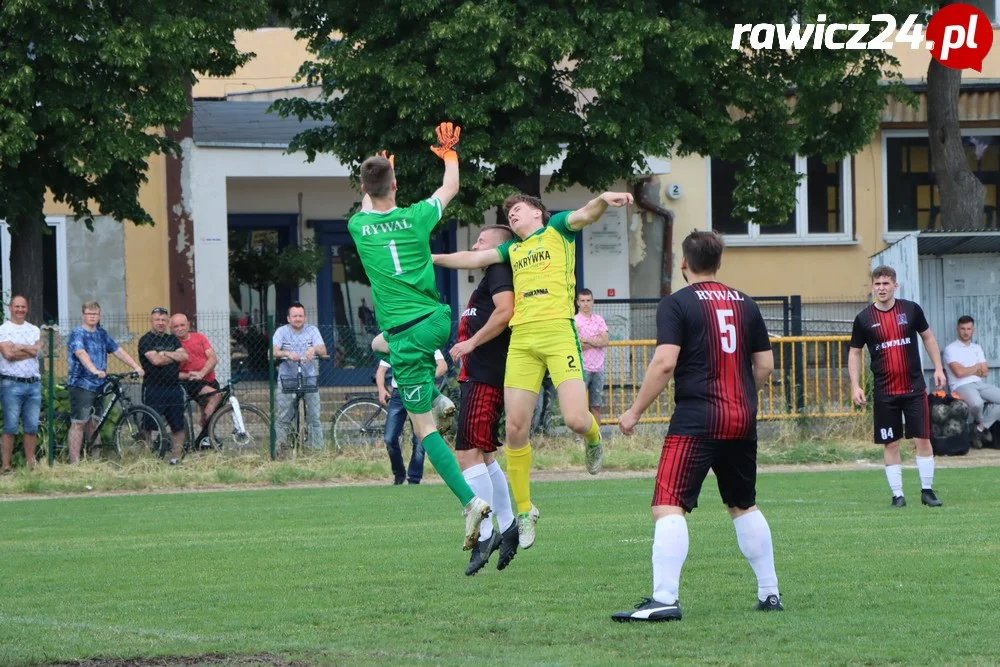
left=873, top=390, right=930, bottom=444
left=653, top=434, right=757, bottom=512
left=455, top=381, right=504, bottom=453
left=182, top=379, right=221, bottom=401
left=142, top=384, right=186, bottom=433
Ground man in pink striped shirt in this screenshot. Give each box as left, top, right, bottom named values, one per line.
left=574, top=289, right=609, bottom=424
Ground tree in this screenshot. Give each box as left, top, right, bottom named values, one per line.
left=229, top=240, right=325, bottom=326
left=926, top=1, right=987, bottom=231
left=0, top=0, right=268, bottom=323
left=276, top=1, right=913, bottom=228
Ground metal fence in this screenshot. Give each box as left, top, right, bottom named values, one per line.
left=594, top=296, right=871, bottom=341
left=28, top=312, right=402, bottom=466
left=602, top=336, right=868, bottom=425
left=2, top=304, right=891, bottom=467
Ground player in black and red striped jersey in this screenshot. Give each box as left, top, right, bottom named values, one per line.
left=848, top=265, right=947, bottom=509
left=612, top=231, right=781, bottom=623
left=449, top=225, right=518, bottom=576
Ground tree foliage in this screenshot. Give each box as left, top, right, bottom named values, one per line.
left=0, top=0, right=268, bottom=315
left=277, top=1, right=917, bottom=226
left=229, top=240, right=325, bottom=325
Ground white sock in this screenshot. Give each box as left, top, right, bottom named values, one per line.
left=652, top=515, right=688, bottom=605
left=915, top=455, right=934, bottom=490
left=486, top=460, right=515, bottom=532
left=733, top=510, right=779, bottom=601
left=462, top=463, right=494, bottom=540
left=885, top=464, right=903, bottom=497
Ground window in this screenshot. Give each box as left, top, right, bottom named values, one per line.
left=0, top=217, right=69, bottom=326
left=884, top=132, right=1000, bottom=234
left=967, top=0, right=998, bottom=24
left=708, top=155, right=854, bottom=244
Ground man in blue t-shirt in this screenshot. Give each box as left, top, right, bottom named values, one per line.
left=66, top=301, right=144, bottom=464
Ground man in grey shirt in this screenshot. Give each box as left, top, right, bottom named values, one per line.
left=272, top=302, right=328, bottom=452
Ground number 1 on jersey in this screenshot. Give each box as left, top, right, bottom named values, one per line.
left=387, top=240, right=404, bottom=275
left=716, top=309, right=736, bottom=354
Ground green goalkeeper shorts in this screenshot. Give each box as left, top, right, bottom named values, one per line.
left=387, top=303, right=452, bottom=413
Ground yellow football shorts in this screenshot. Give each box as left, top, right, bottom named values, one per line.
left=504, top=319, right=585, bottom=393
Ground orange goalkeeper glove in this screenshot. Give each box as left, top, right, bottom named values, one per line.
left=430, top=122, right=461, bottom=163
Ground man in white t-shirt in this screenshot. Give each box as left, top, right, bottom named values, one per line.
left=0, top=296, right=42, bottom=472
left=943, top=315, right=1000, bottom=445
left=376, top=349, right=448, bottom=485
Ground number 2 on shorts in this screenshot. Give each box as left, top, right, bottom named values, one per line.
left=387, top=240, right=404, bottom=275
left=716, top=309, right=736, bottom=354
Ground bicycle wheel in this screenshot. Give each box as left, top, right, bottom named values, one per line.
left=208, top=403, right=270, bottom=453
left=332, top=398, right=387, bottom=451
left=183, top=402, right=198, bottom=453
left=38, top=411, right=72, bottom=464
left=113, top=405, right=167, bottom=459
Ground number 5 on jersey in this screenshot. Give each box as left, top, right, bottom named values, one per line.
left=386, top=240, right=404, bottom=275
left=716, top=309, right=736, bottom=354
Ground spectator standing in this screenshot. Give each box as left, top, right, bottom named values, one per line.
left=272, top=302, right=327, bottom=451
left=66, top=302, right=144, bottom=463
left=139, top=308, right=189, bottom=464
left=943, top=315, right=1000, bottom=445
left=376, top=350, right=447, bottom=484
left=575, top=288, right=609, bottom=423
left=358, top=298, right=377, bottom=334
left=171, top=314, right=222, bottom=437
left=0, top=296, right=41, bottom=472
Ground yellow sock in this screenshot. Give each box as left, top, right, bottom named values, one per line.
left=583, top=414, right=601, bottom=445
left=506, top=444, right=533, bottom=513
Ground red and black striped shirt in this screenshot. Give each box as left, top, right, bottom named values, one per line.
left=657, top=281, right=771, bottom=439
left=850, top=299, right=928, bottom=397
left=457, top=263, right=514, bottom=387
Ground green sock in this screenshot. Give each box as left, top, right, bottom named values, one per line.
left=421, top=431, right=474, bottom=506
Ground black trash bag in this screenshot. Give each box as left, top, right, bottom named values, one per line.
left=929, top=392, right=970, bottom=456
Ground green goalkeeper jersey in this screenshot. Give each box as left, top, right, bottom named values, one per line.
left=348, top=197, right=444, bottom=332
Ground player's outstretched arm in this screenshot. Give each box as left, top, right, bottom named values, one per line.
left=430, top=122, right=461, bottom=209
left=568, top=192, right=634, bottom=231
left=432, top=249, right=501, bottom=270
left=618, top=344, right=678, bottom=435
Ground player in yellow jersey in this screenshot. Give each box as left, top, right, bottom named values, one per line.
left=433, top=191, right=633, bottom=549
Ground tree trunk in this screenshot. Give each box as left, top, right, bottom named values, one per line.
left=166, top=81, right=197, bottom=318
left=494, top=166, right=542, bottom=225
left=9, top=218, right=46, bottom=325
left=927, top=58, right=985, bottom=230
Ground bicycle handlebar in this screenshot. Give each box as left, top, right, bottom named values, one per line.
left=105, top=372, right=140, bottom=382
left=276, top=355, right=331, bottom=364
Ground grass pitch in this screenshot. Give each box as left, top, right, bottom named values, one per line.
left=1, top=466, right=998, bottom=666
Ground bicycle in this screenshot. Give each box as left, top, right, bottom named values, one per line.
left=41, top=373, right=168, bottom=462
left=276, top=357, right=328, bottom=458
left=179, top=362, right=270, bottom=455
left=331, top=392, right=388, bottom=451
left=330, top=369, right=457, bottom=452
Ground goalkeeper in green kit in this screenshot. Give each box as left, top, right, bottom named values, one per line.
left=349, top=122, right=491, bottom=550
